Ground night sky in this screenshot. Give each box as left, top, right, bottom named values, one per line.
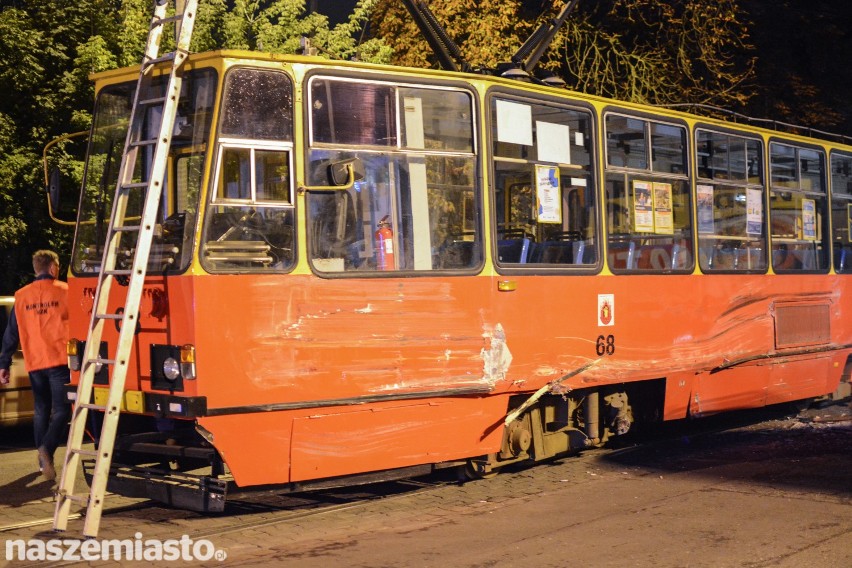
left=311, top=0, right=359, bottom=26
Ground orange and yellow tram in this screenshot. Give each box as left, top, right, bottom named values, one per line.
left=55, top=49, right=852, bottom=509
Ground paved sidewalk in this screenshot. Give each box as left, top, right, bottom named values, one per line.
left=0, top=436, right=144, bottom=536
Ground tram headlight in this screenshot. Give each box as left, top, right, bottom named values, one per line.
left=150, top=344, right=194, bottom=391
left=162, top=357, right=180, bottom=381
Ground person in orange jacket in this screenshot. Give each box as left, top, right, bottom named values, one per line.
left=0, top=250, right=71, bottom=481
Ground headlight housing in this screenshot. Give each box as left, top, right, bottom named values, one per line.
left=150, top=344, right=196, bottom=391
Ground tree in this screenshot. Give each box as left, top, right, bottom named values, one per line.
left=371, top=0, right=757, bottom=109
left=0, top=0, right=387, bottom=294
left=371, top=0, right=533, bottom=71
left=742, top=0, right=852, bottom=135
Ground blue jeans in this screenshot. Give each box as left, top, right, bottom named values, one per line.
left=29, top=365, right=71, bottom=458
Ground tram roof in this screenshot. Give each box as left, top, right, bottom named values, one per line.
left=89, top=49, right=852, bottom=149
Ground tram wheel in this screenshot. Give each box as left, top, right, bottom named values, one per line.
left=463, top=454, right=499, bottom=480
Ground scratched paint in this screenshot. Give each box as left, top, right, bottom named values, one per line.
left=481, top=323, right=513, bottom=385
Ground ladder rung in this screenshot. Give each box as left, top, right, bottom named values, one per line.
left=153, top=14, right=186, bottom=26
left=121, top=182, right=149, bottom=190
left=144, top=53, right=176, bottom=67
left=72, top=448, right=99, bottom=459
left=77, top=402, right=107, bottom=412
left=95, top=312, right=124, bottom=319
left=102, top=270, right=133, bottom=278
left=59, top=493, right=89, bottom=505
left=139, top=96, right=166, bottom=106
left=109, top=226, right=140, bottom=234
left=129, top=139, right=157, bottom=148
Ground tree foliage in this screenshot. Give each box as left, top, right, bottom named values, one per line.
left=372, top=0, right=756, bottom=109
left=555, top=0, right=757, bottom=108
left=371, top=0, right=534, bottom=71
left=0, top=0, right=384, bottom=293
left=0, top=0, right=849, bottom=293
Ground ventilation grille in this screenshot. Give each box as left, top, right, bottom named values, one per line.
left=774, top=303, right=830, bottom=349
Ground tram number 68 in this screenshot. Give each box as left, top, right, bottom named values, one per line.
left=595, top=334, right=616, bottom=356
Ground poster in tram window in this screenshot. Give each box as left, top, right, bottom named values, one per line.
left=653, top=182, right=674, bottom=235
left=535, top=165, right=562, bottom=223
left=802, top=198, right=817, bottom=240
left=746, top=188, right=763, bottom=235
left=633, top=181, right=654, bottom=232
left=697, top=184, right=714, bottom=234
left=847, top=203, right=852, bottom=242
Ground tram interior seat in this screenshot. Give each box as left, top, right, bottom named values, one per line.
left=497, top=238, right=530, bottom=263
left=773, top=242, right=817, bottom=270
left=835, top=246, right=849, bottom=271
left=705, top=241, right=764, bottom=270
left=607, top=240, right=637, bottom=269
left=497, top=237, right=590, bottom=265
left=527, top=240, right=586, bottom=264
left=609, top=238, right=692, bottom=270
left=436, top=238, right=477, bottom=269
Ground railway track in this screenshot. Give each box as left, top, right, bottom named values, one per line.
left=2, top=401, right=847, bottom=543
left=0, top=477, right=451, bottom=539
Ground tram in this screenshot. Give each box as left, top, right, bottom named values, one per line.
left=49, top=43, right=852, bottom=510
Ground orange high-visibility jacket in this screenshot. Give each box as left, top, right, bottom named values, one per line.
left=14, top=278, right=69, bottom=372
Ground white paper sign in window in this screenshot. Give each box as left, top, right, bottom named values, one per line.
left=536, top=121, right=571, bottom=164
left=496, top=100, right=533, bottom=146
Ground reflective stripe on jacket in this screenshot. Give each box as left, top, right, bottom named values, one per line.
left=14, top=277, right=69, bottom=372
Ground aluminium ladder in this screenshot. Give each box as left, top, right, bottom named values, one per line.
left=53, top=0, right=197, bottom=538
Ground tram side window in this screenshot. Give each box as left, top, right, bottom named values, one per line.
left=306, top=77, right=478, bottom=273
left=201, top=68, right=295, bottom=272
left=830, top=152, right=852, bottom=273
left=769, top=142, right=828, bottom=272
left=605, top=114, right=692, bottom=272
left=696, top=130, right=767, bottom=272
left=491, top=96, right=597, bottom=267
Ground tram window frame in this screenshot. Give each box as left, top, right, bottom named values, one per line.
left=305, top=73, right=481, bottom=276
left=695, top=128, right=767, bottom=273
left=200, top=67, right=297, bottom=274
left=72, top=69, right=217, bottom=277
left=768, top=140, right=829, bottom=273
left=830, top=151, right=852, bottom=273
left=488, top=91, right=600, bottom=271
left=604, top=111, right=693, bottom=274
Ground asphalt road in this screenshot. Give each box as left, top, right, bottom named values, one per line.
left=1, top=401, right=849, bottom=567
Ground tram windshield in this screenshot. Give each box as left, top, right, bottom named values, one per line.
left=71, top=69, right=216, bottom=275
left=200, top=68, right=295, bottom=272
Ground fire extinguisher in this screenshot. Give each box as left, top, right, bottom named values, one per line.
left=374, top=215, right=395, bottom=270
